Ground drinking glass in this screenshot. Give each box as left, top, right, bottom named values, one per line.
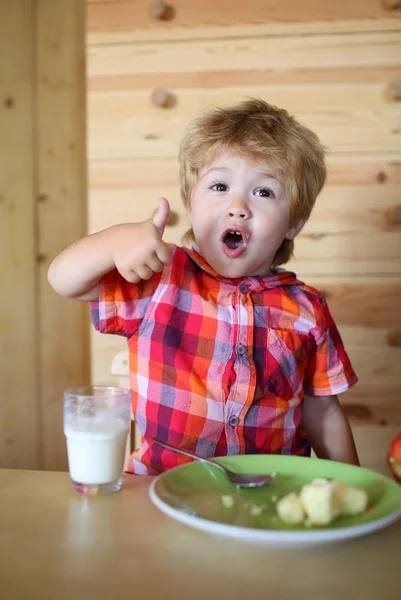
left=64, top=386, right=131, bottom=494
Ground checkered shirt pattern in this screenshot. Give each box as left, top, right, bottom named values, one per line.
left=91, top=245, right=357, bottom=475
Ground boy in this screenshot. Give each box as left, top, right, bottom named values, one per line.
left=48, top=99, right=360, bottom=475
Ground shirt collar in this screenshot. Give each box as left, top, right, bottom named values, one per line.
left=184, top=245, right=302, bottom=291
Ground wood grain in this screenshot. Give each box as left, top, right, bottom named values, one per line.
left=88, top=31, right=401, bottom=77
left=326, top=157, right=401, bottom=185
left=36, top=0, right=90, bottom=471
left=306, top=276, right=401, bottom=329
left=87, top=0, right=401, bottom=44
left=1, top=467, right=400, bottom=600
left=88, top=66, right=401, bottom=93
left=0, top=1, right=39, bottom=469
left=87, top=83, right=401, bottom=160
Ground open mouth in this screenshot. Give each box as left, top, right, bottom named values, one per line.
left=221, top=228, right=248, bottom=258
left=223, top=230, right=244, bottom=249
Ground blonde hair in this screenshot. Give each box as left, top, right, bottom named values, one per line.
left=179, top=98, right=326, bottom=267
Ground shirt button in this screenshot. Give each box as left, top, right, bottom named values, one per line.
left=239, top=283, right=249, bottom=294
left=229, top=415, right=239, bottom=427
left=237, top=344, right=246, bottom=356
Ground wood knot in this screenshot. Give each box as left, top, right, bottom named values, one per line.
left=376, top=171, right=387, bottom=183
left=343, top=404, right=373, bottom=421
left=385, top=204, right=401, bottom=226
left=4, top=97, right=15, bottom=108
left=387, top=79, right=401, bottom=101
left=387, top=329, right=401, bottom=347
left=151, top=88, right=175, bottom=108
left=149, top=0, right=175, bottom=20
left=309, top=232, right=326, bottom=241
left=381, top=0, right=401, bottom=9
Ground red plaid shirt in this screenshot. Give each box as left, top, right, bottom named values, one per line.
left=91, top=246, right=357, bottom=475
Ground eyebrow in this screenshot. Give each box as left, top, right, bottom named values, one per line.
left=201, top=166, right=279, bottom=181
left=201, top=166, right=230, bottom=178
left=260, top=172, right=279, bottom=180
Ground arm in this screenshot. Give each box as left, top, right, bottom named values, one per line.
left=48, top=225, right=117, bottom=301
left=301, top=394, right=360, bottom=466
left=48, top=198, right=172, bottom=302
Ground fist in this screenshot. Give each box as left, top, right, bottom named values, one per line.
left=113, top=197, right=172, bottom=283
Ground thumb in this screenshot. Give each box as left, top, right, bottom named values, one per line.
left=151, top=197, right=170, bottom=236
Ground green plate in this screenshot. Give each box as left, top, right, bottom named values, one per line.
left=149, top=455, right=401, bottom=545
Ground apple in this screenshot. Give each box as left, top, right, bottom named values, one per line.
left=388, top=432, right=401, bottom=483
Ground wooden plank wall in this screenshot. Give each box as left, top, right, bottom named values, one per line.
left=0, top=0, right=89, bottom=470
left=87, top=0, right=401, bottom=427
left=0, top=1, right=38, bottom=469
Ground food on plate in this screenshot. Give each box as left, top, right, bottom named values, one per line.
left=334, top=480, right=368, bottom=515
left=299, top=479, right=341, bottom=525
left=388, top=431, right=401, bottom=483
left=276, top=478, right=368, bottom=526
left=221, top=495, right=234, bottom=508
left=276, top=492, right=305, bottom=524
left=249, top=504, right=264, bottom=517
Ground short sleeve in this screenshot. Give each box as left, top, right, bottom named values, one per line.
left=90, top=268, right=162, bottom=338
left=304, top=298, right=358, bottom=396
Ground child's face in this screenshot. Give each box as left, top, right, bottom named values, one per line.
left=188, top=150, right=302, bottom=278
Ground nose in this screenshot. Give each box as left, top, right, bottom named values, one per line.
left=227, top=196, right=251, bottom=220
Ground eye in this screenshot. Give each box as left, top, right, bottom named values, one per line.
left=211, top=182, right=228, bottom=192
left=254, top=187, right=275, bottom=198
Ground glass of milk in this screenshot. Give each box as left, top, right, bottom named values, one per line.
left=64, top=386, right=131, bottom=494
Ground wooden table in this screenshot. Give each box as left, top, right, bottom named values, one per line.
left=1, top=461, right=401, bottom=600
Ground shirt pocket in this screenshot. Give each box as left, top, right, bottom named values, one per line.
left=266, top=329, right=314, bottom=400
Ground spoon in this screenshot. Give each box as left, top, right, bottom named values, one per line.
left=150, top=438, right=272, bottom=488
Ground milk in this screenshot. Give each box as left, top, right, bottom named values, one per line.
left=64, top=418, right=128, bottom=485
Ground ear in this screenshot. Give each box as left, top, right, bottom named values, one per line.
left=285, top=219, right=305, bottom=241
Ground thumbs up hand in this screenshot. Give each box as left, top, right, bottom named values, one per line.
left=151, top=196, right=170, bottom=237
left=111, top=197, right=173, bottom=283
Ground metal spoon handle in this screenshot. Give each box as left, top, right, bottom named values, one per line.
left=150, top=437, right=225, bottom=471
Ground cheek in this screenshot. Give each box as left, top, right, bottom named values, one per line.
left=267, top=205, right=291, bottom=232
left=191, top=203, right=213, bottom=229
left=192, top=216, right=210, bottom=237
left=255, top=210, right=290, bottom=242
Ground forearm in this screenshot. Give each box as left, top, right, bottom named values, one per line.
left=311, top=412, right=360, bottom=466
left=49, top=199, right=172, bottom=301
left=302, top=395, right=360, bottom=466
left=48, top=226, right=117, bottom=299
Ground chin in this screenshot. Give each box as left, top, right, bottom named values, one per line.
left=214, top=263, right=249, bottom=279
